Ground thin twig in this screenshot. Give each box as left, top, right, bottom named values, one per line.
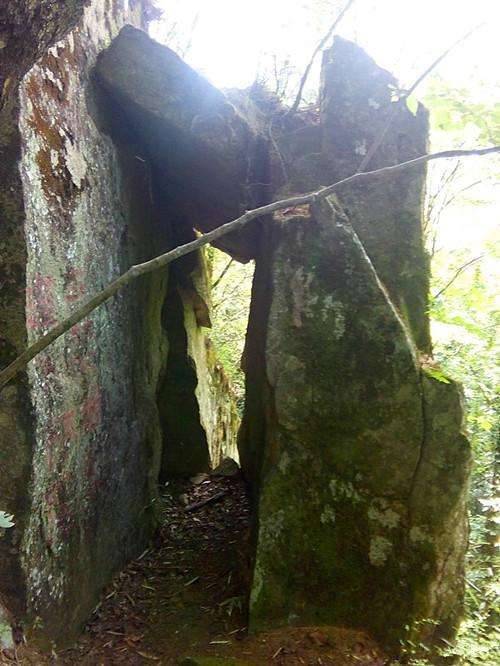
left=1, top=145, right=499, bottom=390
left=406, top=23, right=485, bottom=98
left=357, top=23, right=485, bottom=172
left=185, top=490, right=227, bottom=513
left=212, top=257, right=234, bottom=289
left=287, top=0, right=357, bottom=116
left=432, top=254, right=485, bottom=300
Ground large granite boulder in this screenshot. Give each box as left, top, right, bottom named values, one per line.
left=245, top=198, right=470, bottom=650
left=0, top=2, right=241, bottom=647
left=241, top=38, right=471, bottom=655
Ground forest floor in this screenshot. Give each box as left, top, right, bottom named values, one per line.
left=1, top=471, right=388, bottom=665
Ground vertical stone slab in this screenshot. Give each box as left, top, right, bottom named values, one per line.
left=0, top=0, right=94, bottom=641
left=0, top=0, right=166, bottom=647
left=320, top=38, right=431, bottom=352
left=246, top=198, right=470, bottom=651
left=159, top=251, right=240, bottom=479
left=276, top=38, right=430, bottom=351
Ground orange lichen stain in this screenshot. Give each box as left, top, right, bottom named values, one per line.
left=38, top=39, right=80, bottom=105
left=24, top=71, right=85, bottom=211
left=274, top=203, right=312, bottom=221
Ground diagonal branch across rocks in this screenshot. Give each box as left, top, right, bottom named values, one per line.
left=0, top=145, right=499, bottom=390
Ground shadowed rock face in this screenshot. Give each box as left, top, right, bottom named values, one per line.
left=94, top=25, right=271, bottom=262
left=0, top=1, right=240, bottom=648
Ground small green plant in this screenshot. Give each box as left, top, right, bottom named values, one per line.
left=218, top=596, right=243, bottom=617
left=397, top=618, right=439, bottom=664
left=0, top=511, right=14, bottom=529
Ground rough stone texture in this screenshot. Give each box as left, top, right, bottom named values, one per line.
left=277, top=38, right=431, bottom=352
left=0, top=0, right=95, bottom=644
left=159, top=255, right=239, bottom=479
left=0, top=7, right=471, bottom=656
left=241, top=39, right=471, bottom=655
left=94, top=25, right=270, bottom=261
left=15, top=0, right=158, bottom=646
left=0, top=0, right=240, bottom=647
left=244, top=199, right=471, bottom=650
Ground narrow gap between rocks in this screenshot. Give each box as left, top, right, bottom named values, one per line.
left=15, top=469, right=386, bottom=665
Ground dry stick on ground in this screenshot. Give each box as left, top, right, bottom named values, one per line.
left=357, top=22, right=485, bottom=173
left=0, top=145, right=499, bottom=391
left=185, top=490, right=228, bottom=513
left=286, top=0, right=357, bottom=116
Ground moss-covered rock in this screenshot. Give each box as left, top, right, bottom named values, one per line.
left=246, top=198, right=471, bottom=653
left=158, top=247, right=240, bottom=479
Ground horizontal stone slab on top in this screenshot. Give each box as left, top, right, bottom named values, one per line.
left=94, top=25, right=268, bottom=261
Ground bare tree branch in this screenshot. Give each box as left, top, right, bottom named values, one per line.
left=1, top=144, right=499, bottom=390
left=212, top=257, right=234, bottom=289
left=406, top=23, right=485, bottom=98
left=287, top=0, right=357, bottom=116
left=357, top=23, right=485, bottom=173
left=432, top=254, right=485, bottom=300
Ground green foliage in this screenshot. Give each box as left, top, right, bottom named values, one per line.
left=422, top=366, right=451, bottom=384
left=425, top=77, right=500, bottom=144
left=0, top=511, right=14, bottom=529
left=422, top=81, right=499, bottom=664
left=428, top=232, right=499, bottom=666
left=208, top=247, right=254, bottom=407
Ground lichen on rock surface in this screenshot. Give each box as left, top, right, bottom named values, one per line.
left=245, top=197, right=471, bottom=651
left=0, top=4, right=471, bottom=658
left=16, top=0, right=158, bottom=646
left=1, top=0, right=241, bottom=648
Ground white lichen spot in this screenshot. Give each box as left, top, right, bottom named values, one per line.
left=331, top=301, right=346, bottom=338
left=48, top=41, right=62, bottom=58
left=50, top=150, right=59, bottom=169
left=320, top=506, right=336, bottom=525
left=278, top=451, right=290, bottom=474
left=368, top=502, right=400, bottom=529
left=320, top=295, right=346, bottom=336
left=290, top=266, right=316, bottom=327
left=354, top=140, right=367, bottom=156
left=261, top=510, right=285, bottom=543
left=44, top=67, right=64, bottom=92
left=410, top=526, right=432, bottom=543
left=369, top=536, right=393, bottom=566
left=64, top=138, right=87, bottom=188
left=249, top=561, right=264, bottom=609
left=368, top=98, right=381, bottom=109
left=329, top=477, right=362, bottom=503
left=322, top=293, right=334, bottom=320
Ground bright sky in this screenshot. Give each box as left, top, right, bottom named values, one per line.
left=151, top=0, right=499, bottom=262
left=152, top=0, right=499, bottom=96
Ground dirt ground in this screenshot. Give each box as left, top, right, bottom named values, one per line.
left=1, top=472, right=389, bottom=665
